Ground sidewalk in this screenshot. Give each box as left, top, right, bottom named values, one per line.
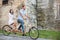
left=0, top=34, right=52, bottom=40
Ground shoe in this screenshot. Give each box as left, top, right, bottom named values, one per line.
left=24, top=34, right=27, bottom=36
left=14, top=33, right=17, bottom=34
left=22, top=34, right=26, bottom=36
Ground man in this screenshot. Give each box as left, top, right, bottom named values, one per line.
left=17, top=5, right=30, bottom=36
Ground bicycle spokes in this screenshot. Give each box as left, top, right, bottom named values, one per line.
left=2, top=25, right=11, bottom=36
left=29, top=27, right=39, bottom=39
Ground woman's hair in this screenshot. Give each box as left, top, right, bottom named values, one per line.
left=9, top=9, right=14, bottom=14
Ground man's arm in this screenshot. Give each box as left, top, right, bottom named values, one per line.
left=25, top=13, right=30, bottom=19
left=20, top=12, right=23, bottom=18
left=20, top=12, right=26, bottom=19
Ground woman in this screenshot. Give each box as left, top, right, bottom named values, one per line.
left=8, top=9, right=17, bottom=30
left=8, top=9, right=14, bottom=25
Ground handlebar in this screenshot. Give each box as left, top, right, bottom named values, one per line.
left=26, top=18, right=36, bottom=24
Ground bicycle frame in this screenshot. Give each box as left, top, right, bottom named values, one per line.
left=24, top=18, right=37, bottom=32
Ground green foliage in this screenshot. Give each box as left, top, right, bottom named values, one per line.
left=39, top=30, right=59, bottom=39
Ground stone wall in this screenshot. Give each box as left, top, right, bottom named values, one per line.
left=25, top=0, right=37, bottom=32
left=37, top=0, right=49, bottom=29
left=0, top=0, right=24, bottom=28
left=47, top=0, right=55, bottom=28
left=0, top=7, right=2, bottom=29
left=0, top=0, right=2, bottom=7
left=0, top=0, right=37, bottom=32
left=0, top=0, right=60, bottom=30
left=54, top=0, right=60, bottom=30
left=37, top=0, right=57, bottom=29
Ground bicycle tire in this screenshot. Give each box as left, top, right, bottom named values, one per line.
left=2, top=25, right=12, bottom=36
left=29, top=27, right=39, bottom=40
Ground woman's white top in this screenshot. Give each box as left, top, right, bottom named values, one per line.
left=8, top=13, right=14, bottom=25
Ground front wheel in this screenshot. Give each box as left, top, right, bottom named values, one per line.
left=29, top=27, right=39, bottom=40
left=2, top=25, right=12, bottom=36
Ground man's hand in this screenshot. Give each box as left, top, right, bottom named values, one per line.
left=23, top=16, right=27, bottom=20
left=25, top=13, right=30, bottom=19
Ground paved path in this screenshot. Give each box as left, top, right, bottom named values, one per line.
left=0, top=34, right=52, bottom=40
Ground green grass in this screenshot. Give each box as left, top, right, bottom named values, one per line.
left=0, top=30, right=2, bottom=33
left=0, top=30, right=60, bottom=40
left=39, top=30, right=60, bottom=39
left=26, top=30, right=60, bottom=40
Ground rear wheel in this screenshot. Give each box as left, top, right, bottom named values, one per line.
left=29, top=27, right=39, bottom=40
left=2, top=25, right=12, bottom=36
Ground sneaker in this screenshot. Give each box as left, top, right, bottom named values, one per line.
left=22, top=34, right=26, bottom=36
left=14, top=33, right=17, bottom=34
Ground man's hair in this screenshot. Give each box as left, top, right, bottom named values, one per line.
left=22, top=5, right=25, bottom=7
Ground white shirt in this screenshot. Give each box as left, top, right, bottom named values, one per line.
left=18, top=9, right=26, bottom=20
left=8, top=13, right=14, bottom=25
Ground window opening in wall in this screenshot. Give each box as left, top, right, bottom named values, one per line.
left=2, top=0, right=8, bottom=5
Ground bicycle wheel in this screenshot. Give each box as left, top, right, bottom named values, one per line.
left=2, top=25, right=12, bottom=36
left=29, top=27, right=39, bottom=40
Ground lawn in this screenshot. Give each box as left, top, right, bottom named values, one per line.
left=26, top=30, right=60, bottom=40
left=38, top=30, right=60, bottom=40
left=0, top=30, right=60, bottom=40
